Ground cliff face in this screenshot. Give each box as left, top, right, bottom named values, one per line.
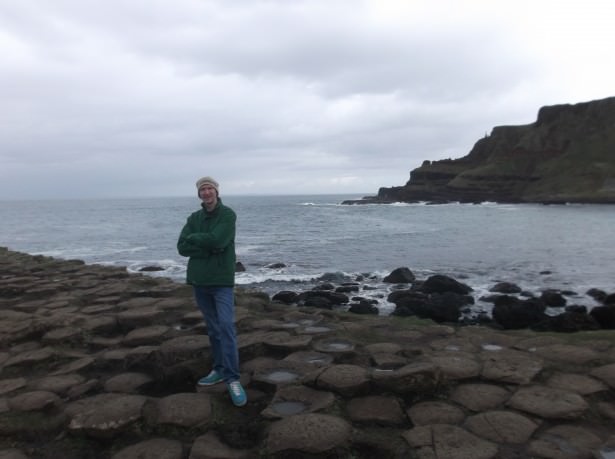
left=375, top=96, right=615, bottom=204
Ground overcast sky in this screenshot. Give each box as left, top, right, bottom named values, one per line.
left=1, top=0, right=614, bottom=199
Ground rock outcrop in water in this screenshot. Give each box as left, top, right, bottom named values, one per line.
left=1, top=248, right=615, bottom=458
left=344, top=96, right=615, bottom=204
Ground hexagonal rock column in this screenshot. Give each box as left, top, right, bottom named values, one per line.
left=372, top=361, right=442, bottom=395
left=265, top=413, right=352, bottom=456
left=507, top=385, right=588, bottom=419
left=315, top=364, right=370, bottom=397
left=403, top=424, right=499, bottom=459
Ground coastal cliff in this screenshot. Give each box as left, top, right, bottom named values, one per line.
left=348, top=96, right=615, bottom=204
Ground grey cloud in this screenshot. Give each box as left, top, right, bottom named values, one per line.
left=0, top=0, right=613, bottom=199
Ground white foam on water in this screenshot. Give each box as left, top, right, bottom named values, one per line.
left=482, top=344, right=503, bottom=351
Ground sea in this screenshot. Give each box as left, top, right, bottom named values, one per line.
left=1, top=194, right=613, bottom=317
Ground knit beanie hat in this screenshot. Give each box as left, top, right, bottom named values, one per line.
left=196, top=176, right=219, bottom=195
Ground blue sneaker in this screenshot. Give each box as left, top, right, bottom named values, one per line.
left=198, top=370, right=224, bottom=386
left=228, top=380, right=247, bottom=407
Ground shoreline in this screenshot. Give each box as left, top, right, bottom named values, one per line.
left=7, top=244, right=615, bottom=329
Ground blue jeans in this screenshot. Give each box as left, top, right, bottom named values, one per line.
left=193, top=286, right=240, bottom=382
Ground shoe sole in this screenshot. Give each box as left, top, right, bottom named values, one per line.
left=197, top=379, right=224, bottom=386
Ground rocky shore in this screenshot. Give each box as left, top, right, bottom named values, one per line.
left=268, top=267, right=615, bottom=333
left=1, top=247, right=614, bottom=459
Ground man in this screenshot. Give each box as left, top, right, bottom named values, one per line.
left=177, top=176, right=247, bottom=407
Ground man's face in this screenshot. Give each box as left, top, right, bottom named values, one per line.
left=199, top=185, right=218, bottom=207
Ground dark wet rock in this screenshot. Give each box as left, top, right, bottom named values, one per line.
left=387, top=288, right=428, bottom=305
left=566, top=304, right=587, bottom=313
left=111, top=438, right=184, bottom=459
left=407, top=401, right=465, bottom=426
left=507, top=385, right=589, bottom=419
left=300, top=290, right=349, bottom=306
left=598, top=402, right=615, bottom=420
left=316, top=364, right=370, bottom=397
left=430, top=351, right=482, bottom=380
left=372, top=361, right=442, bottom=395
left=350, top=426, right=412, bottom=458
left=513, top=334, right=563, bottom=350
left=429, top=336, right=478, bottom=353
left=66, top=393, right=148, bottom=438
left=389, top=293, right=429, bottom=317
left=104, top=372, right=154, bottom=394
left=426, top=292, right=473, bottom=322
left=262, top=332, right=313, bottom=353
left=532, top=310, right=601, bottom=332
left=347, top=395, right=406, bottom=425
left=335, top=285, right=360, bottom=293
left=464, top=410, right=539, bottom=444
left=261, top=385, right=335, bottom=419
left=316, top=272, right=352, bottom=284
left=123, top=325, right=171, bottom=346
left=590, top=363, right=615, bottom=388
left=265, top=263, right=286, bottom=269
left=235, top=261, right=246, bottom=272
left=370, top=352, right=407, bottom=370
left=138, top=265, right=165, bottom=272
left=348, top=301, right=379, bottom=315
left=143, top=393, right=212, bottom=428
left=271, top=291, right=298, bottom=304
left=265, top=413, right=352, bottom=455
left=238, top=330, right=289, bottom=359
left=540, top=289, right=567, bottom=307
left=29, top=374, right=86, bottom=396
left=66, top=378, right=100, bottom=400
left=50, top=356, right=96, bottom=376
left=159, top=335, right=210, bottom=362
left=0, top=450, right=29, bottom=459
left=312, top=282, right=335, bottom=291
left=390, top=290, right=471, bottom=323
left=402, top=424, right=499, bottom=459
left=81, top=315, right=119, bottom=334
left=282, top=350, right=334, bottom=367
left=365, top=342, right=402, bottom=355
left=533, top=343, right=602, bottom=365
left=481, top=348, right=543, bottom=384
left=8, top=390, right=62, bottom=412
left=590, top=305, right=615, bottom=329
left=189, top=431, right=253, bottom=459
left=302, top=296, right=333, bottom=309
left=420, top=274, right=473, bottom=295
left=451, top=383, right=510, bottom=412
left=42, top=326, right=83, bottom=344
left=527, top=424, right=603, bottom=459
left=3, top=347, right=57, bottom=368
left=587, top=288, right=608, bottom=303
left=489, top=282, right=522, bottom=294
left=492, top=296, right=548, bottom=329
left=0, top=378, right=27, bottom=396
left=546, top=372, right=608, bottom=395
left=383, top=267, right=415, bottom=283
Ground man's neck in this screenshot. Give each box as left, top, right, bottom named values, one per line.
left=204, top=198, right=218, bottom=212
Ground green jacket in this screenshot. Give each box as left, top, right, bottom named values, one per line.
left=177, top=199, right=237, bottom=287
